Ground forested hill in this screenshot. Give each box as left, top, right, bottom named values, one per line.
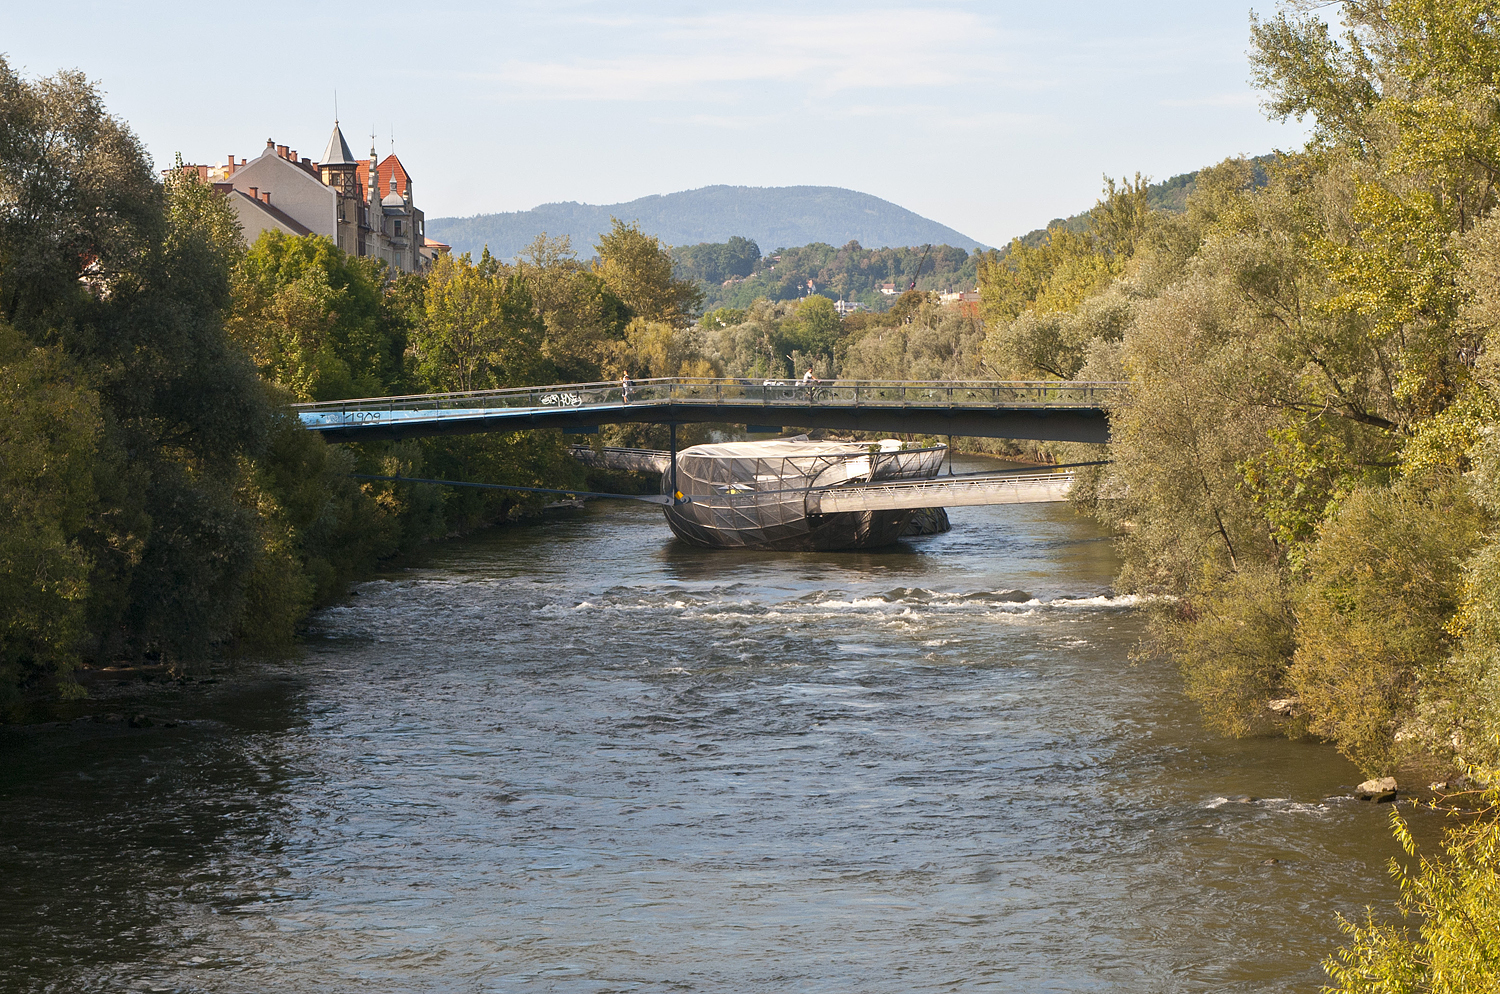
left=426, top=186, right=985, bottom=259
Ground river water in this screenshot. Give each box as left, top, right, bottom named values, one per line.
left=2, top=478, right=1429, bottom=992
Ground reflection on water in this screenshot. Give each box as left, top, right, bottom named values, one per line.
left=0, top=481, right=1426, bottom=993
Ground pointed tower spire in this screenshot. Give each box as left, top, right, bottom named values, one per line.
left=368, top=137, right=378, bottom=201
left=320, top=121, right=357, bottom=166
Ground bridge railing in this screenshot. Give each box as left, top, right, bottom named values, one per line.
left=293, top=377, right=1126, bottom=424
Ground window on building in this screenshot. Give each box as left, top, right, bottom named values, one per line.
left=394, top=220, right=402, bottom=237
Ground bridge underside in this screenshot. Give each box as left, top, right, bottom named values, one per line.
left=305, top=402, right=1111, bottom=444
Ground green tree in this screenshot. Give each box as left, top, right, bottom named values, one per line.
left=0, top=57, right=285, bottom=676
left=672, top=236, right=760, bottom=283
left=594, top=218, right=703, bottom=327
left=0, top=62, right=159, bottom=334
left=775, top=294, right=842, bottom=371
left=0, top=322, right=100, bottom=712
left=228, top=231, right=403, bottom=400
left=413, top=252, right=548, bottom=392
left=516, top=233, right=631, bottom=382
left=1290, top=482, right=1485, bottom=773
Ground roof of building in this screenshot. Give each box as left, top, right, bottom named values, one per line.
left=424, top=237, right=450, bottom=249
left=356, top=154, right=412, bottom=199
left=231, top=190, right=313, bottom=236
left=320, top=123, right=358, bottom=166
left=381, top=192, right=408, bottom=209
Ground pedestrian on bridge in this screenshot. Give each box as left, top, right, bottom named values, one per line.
left=621, top=372, right=635, bottom=404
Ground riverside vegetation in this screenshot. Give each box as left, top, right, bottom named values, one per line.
left=4, top=1, right=1500, bottom=985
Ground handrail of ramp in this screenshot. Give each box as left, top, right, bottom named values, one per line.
left=806, top=472, right=1076, bottom=513
left=293, top=377, right=1126, bottom=428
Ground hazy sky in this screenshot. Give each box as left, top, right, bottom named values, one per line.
left=6, top=1, right=1310, bottom=247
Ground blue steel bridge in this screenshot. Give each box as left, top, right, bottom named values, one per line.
left=294, top=377, right=1122, bottom=444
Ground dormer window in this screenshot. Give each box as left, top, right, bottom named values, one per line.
left=394, top=220, right=402, bottom=237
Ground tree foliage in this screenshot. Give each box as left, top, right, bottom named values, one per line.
left=228, top=230, right=404, bottom=400
left=672, top=235, right=761, bottom=284
left=514, top=234, right=631, bottom=382
left=0, top=322, right=99, bottom=708
left=1325, top=776, right=1500, bottom=993
left=413, top=251, right=548, bottom=392
left=593, top=218, right=702, bottom=328
left=0, top=57, right=295, bottom=697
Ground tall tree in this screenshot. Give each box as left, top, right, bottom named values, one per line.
left=414, top=252, right=548, bottom=392
left=594, top=218, right=702, bottom=328
left=516, top=234, right=631, bottom=382
left=228, top=231, right=404, bottom=401
left=0, top=56, right=282, bottom=678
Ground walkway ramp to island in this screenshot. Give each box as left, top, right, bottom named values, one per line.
left=569, top=446, right=673, bottom=474
left=295, top=377, right=1121, bottom=444
left=566, top=446, right=1077, bottom=509
left=806, top=472, right=1075, bottom=513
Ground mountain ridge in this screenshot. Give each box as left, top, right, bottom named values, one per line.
left=426, top=185, right=987, bottom=259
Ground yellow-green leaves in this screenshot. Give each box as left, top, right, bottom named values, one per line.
left=228, top=231, right=399, bottom=401
left=1161, top=566, right=1298, bottom=738
left=593, top=219, right=702, bottom=328
left=1290, top=483, right=1484, bottom=772
left=415, top=253, right=547, bottom=393
left=1316, top=182, right=1461, bottom=348
left=1238, top=422, right=1369, bottom=558
left=1325, top=774, right=1500, bottom=993
left=978, top=174, right=1155, bottom=334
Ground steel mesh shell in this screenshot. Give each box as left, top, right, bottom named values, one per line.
left=661, top=438, right=945, bottom=551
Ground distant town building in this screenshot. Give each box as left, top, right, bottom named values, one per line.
left=879, top=282, right=899, bottom=295
left=172, top=122, right=444, bottom=274
left=939, top=290, right=980, bottom=303
left=834, top=299, right=864, bottom=316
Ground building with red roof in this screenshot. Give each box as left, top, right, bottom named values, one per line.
left=174, top=122, right=442, bottom=274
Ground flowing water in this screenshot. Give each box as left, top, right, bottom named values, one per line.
left=1, top=476, right=1434, bottom=992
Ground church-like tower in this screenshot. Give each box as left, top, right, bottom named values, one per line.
left=318, top=122, right=362, bottom=256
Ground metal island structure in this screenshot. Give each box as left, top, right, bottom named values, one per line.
left=661, top=437, right=947, bottom=550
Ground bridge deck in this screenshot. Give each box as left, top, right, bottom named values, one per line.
left=295, top=377, right=1121, bottom=443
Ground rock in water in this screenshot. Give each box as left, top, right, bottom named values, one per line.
left=1355, top=777, right=1398, bottom=802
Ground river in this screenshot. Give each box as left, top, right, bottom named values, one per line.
left=1, top=475, right=1428, bottom=992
